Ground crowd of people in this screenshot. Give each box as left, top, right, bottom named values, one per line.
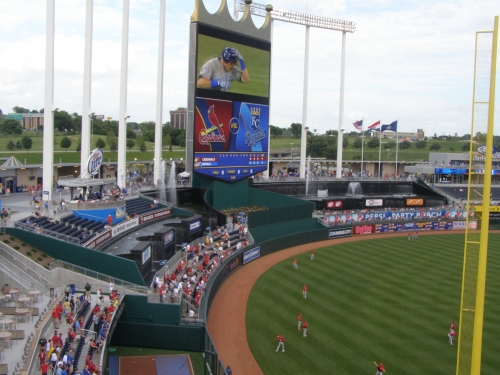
left=152, top=221, right=250, bottom=315
left=38, top=283, right=120, bottom=375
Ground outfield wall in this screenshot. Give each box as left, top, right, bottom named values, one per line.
left=111, top=295, right=205, bottom=351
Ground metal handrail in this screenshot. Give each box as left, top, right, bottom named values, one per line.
left=50, top=259, right=149, bottom=295
left=65, top=200, right=126, bottom=210
left=0, top=243, right=51, bottom=289
left=14, top=221, right=81, bottom=244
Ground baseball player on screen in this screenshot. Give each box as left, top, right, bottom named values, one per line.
left=197, top=47, right=249, bottom=91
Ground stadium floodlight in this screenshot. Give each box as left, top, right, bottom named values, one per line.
left=236, top=0, right=355, bottom=178
left=236, top=0, right=355, bottom=32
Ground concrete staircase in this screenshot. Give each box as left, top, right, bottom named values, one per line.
left=0, top=253, right=45, bottom=292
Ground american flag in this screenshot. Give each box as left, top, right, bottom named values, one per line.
left=353, top=120, right=363, bottom=131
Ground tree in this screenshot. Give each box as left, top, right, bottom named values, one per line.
left=139, top=121, right=156, bottom=134
left=430, top=143, right=441, bottom=150
left=127, top=121, right=140, bottom=130
left=307, top=135, right=331, bottom=157
left=126, top=139, right=135, bottom=149
left=0, top=119, right=23, bottom=134
left=21, top=136, right=33, bottom=151
left=290, top=123, right=302, bottom=138
left=461, top=143, right=470, bottom=151
left=367, top=138, right=379, bottom=148
left=142, top=130, right=155, bottom=142
left=323, top=144, right=338, bottom=159
left=12, top=106, right=30, bottom=113
left=95, top=138, right=105, bottom=148
left=60, top=136, right=72, bottom=150
left=415, top=140, right=427, bottom=149
left=106, top=129, right=117, bottom=148
left=164, top=134, right=172, bottom=151
left=400, top=140, right=411, bottom=150
left=342, top=137, right=349, bottom=148
left=15, top=141, right=22, bottom=150
left=140, top=142, right=147, bottom=152
left=126, top=127, right=137, bottom=139
left=270, top=125, right=284, bottom=138
left=54, top=110, right=74, bottom=132
left=110, top=141, right=118, bottom=152
left=6, top=140, right=15, bottom=151
left=353, top=138, right=363, bottom=149
left=385, top=140, right=396, bottom=149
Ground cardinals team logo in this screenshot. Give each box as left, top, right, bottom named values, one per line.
left=199, top=105, right=226, bottom=145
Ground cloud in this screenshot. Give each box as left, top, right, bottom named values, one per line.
left=0, top=0, right=498, bottom=138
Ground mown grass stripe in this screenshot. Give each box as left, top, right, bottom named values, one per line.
left=246, top=234, right=500, bottom=374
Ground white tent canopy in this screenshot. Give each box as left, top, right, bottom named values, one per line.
left=178, top=172, right=191, bottom=178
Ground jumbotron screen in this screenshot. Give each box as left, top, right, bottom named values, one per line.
left=193, top=23, right=271, bottom=182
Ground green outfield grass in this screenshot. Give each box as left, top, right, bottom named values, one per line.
left=246, top=234, right=500, bottom=375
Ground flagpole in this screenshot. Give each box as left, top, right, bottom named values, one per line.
left=361, top=118, right=364, bottom=180
left=395, top=119, right=399, bottom=178
left=378, top=119, right=382, bottom=178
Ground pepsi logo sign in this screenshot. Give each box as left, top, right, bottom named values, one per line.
left=86, top=149, right=104, bottom=176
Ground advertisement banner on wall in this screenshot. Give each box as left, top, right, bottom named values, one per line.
left=469, top=221, right=477, bottom=229
left=406, top=198, right=424, bottom=206
left=353, top=225, right=375, bottom=235
left=453, top=221, right=466, bottom=230
left=138, top=209, right=172, bottom=224
left=366, top=199, right=383, bottom=207
left=325, top=200, right=343, bottom=209
left=328, top=227, right=352, bottom=239
left=243, top=246, right=261, bottom=264
left=324, top=209, right=468, bottom=225
left=189, top=220, right=202, bottom=233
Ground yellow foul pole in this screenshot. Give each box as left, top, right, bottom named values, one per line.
left=470, top=15, right=498, bottom=375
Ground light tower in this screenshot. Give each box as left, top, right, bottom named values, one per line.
left=236, top=0, right=356, bottom=179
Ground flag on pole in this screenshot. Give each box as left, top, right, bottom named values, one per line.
left=368, top=120, right=381, bottom=130
left=353, top=120, right=363, bottom=131
left=381, top=121, right=398, bottom=132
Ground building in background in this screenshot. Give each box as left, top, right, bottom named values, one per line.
left=6, top=112, right=44, bottom=131
left=169, top=107, right=187, bottom=130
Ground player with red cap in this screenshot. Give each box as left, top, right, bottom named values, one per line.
left=302, top=284, right=307, bottom=299
left=303, top=320, right=308, bottom=337
left=311, top=249, right=315, bottom=260
left=450, top=321, right=455, bottom=331
left=374, top=361, right=385, bottom=374
left=275, top=333, right=286, bottom=352
left=297, top=313, right=302, bottom=330
left=293, top=258, right=298, bottom=269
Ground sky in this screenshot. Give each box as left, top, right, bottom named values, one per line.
left=0, top=0, right=499, bottom=137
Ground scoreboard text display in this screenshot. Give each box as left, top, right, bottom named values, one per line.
left=193, top=23, right=271, bottom=182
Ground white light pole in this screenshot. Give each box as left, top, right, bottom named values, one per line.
left=117, top=0, right=130, bottom=190
left=81, top=0, right=93, bottom=176
left=154, top=0, right=166, bottom=186
left=43, top=0, right=55, bottom=202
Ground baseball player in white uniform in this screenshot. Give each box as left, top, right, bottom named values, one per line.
left=197, top=47, right=249, bottom=91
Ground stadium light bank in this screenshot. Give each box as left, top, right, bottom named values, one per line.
left=235, top=0, right=356, bottom=179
